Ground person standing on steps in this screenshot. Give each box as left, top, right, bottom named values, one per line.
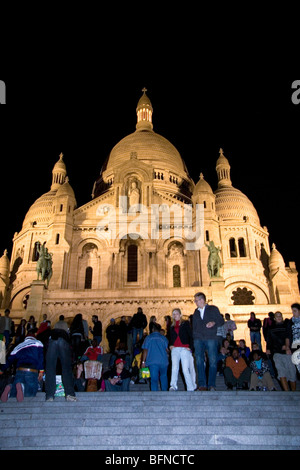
left=130, top=307, right=148, bottom=348
left=266, top=311, right=297, bottom=391
left=169, top=309, right=196, bottom=392
left=89, top=315, right=102, bottom=346
left=285, top=303, right=300, bottom=387
left=191, top=292, right=224, bottom=391
left=141, top=322, right=169, bottom=391
left=248, top=312, right=262, bottom=350
left=45, top=324, right=77, bottom=402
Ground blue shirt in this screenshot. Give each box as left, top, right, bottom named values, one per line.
left=142, top=332, right=169, bottom=366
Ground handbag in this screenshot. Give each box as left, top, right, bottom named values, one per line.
left=139, top=367, right=150, bottom=379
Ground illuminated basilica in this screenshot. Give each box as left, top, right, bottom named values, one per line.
left=1, top=89, right=299, bottom=348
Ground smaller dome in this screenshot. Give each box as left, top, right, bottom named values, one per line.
left=56, top=177, right=76, bottom=200
left=194, top=173, right=213, bottom=194
left=22, top=191, right=56, bottom=228
left=215, top=185, right=260, bottom=225
left=269, top=243, right=285, bottom=273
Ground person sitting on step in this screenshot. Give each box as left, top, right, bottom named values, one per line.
left=223, top=347, right=251, bottom=390
left=99, top=358, right=130, bottom=392
left=249, top=350, right=276, bottom=391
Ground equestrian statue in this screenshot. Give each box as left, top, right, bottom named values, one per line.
left=36, top=241, right=53, bottom=287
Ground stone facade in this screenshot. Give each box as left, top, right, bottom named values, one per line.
left=2, top=90, right=299, bottom=350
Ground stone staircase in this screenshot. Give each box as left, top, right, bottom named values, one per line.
left=1, top=354, right=299, bottom=450
left=1, top=386, right=300, bottom=450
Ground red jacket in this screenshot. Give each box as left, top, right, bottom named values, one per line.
left=83, top=345, right=103, bottom=361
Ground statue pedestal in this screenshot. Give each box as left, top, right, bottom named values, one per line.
left=27, top=280, right=46, bottom=322
left=210, top=277, right=227, bottom=309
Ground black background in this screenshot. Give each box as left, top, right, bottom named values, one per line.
left=0, top=11, right=299, bottom=288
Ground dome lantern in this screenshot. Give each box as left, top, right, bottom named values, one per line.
left=51, top=153, right=67, bottom=190
left=216, top=148, right=232, bottom=187
left=136, top=88, right=153, bottom=131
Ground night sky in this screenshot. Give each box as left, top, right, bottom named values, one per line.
left=0, top=64, right=299, bottom=286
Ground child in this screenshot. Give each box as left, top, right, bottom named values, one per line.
left=250, top=350, right=276, bottom=391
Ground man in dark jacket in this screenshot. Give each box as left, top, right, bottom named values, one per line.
left=130, top=308, right=148, bottom=347
left=191, top=292, right=224, bottom=391
left=45, top=326, right=77, bottom=402
left=106, top=319, right=119, bottom=353
left=89, top=315, right=102, bottom=346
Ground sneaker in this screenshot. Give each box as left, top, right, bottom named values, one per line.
left=16, top=383, right=24, bottom=402
left=169, top=386, right=176, bottom=391
left=66, top=395, right=77, bottom=402
left=1, top=384, right=11, bottom=402
left=46, top=396, right=54, bottom=402
left=209, top=386, right=216, bottom=391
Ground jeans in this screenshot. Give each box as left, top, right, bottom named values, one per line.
left=132, top=328, right=143, bottom=346
left=194, top=339, right=218, bottom=388
left=45, top=337, right=76, bottom=399
left=250, top=331, right=262, bottom=350
left=148, top=363, right=169, bottom=391
left=10, top=370, right=38, bottom=398
left=170, top=347, right=196, bottom=391
left=104, top=377, right=130, bottom=391
left=93, top=336, right=102, bottom=346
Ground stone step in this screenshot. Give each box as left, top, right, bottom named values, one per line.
left=1, top=416, right=299, bottom=427
left=2, top=423, right=300, bottom=437
left=1, top=431, right=300, bottom=450
left=2, top=389, right=300, bottom=401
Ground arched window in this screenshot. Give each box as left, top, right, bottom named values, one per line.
left=32, top=242, right=40, bottom=261
left=173, top=264, right=181, bottom=287
left=127, top=245, right=138, bottom=282
left=229, top=238, right=237, bottom=257
left=238, top=237, right=246, bottom=257
left=84, top=267, right=93, bottom=289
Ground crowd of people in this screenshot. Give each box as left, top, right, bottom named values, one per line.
left=0, top=296, right=299, bottom=402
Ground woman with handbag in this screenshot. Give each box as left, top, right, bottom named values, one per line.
left=169, top=309, right=196, bottom=392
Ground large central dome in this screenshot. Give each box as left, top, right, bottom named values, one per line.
left=107, top=129, right=188, bottom=175
left=103, top=89, right=189, bottom=177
